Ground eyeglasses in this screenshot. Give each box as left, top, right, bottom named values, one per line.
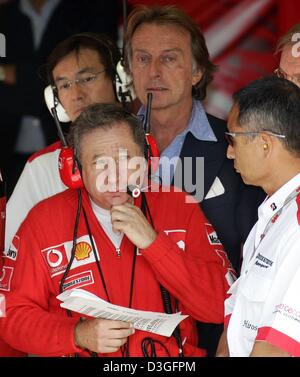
left=55, top=70, right=106, bottom=93
left=225, top=131, right=286, bottom=146
left=274, top=67, right=300, bottom=87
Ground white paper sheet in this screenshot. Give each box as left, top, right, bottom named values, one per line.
left=57, top=289, right=188, bottom=337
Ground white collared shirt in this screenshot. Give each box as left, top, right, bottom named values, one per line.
left=138, top=99, right=217, bottom=186
left=226, top=172, right=300, bottom=356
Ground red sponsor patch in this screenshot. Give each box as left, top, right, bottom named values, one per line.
left=164, top=229, right=186, bottom=250
left=205, top=223, right=221, bottom=245
left=60, top=270, right=94, bottom=292
left=0, top=266, right=14, bottom=291
left=41, top=244, right=69, bottom=278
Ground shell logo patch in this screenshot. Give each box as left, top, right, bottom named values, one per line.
left=75, top=242, right=92, bottom=261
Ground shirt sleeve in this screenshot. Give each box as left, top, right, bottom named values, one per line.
left=5, top=152, right=65, bottom=251
left=5, top=160, right=43, bottom=251
left=0, top=214, right=82, bottom=356
left=255, top=232, right=300, bottom=356
left=141, top=195, right=236, bottom=324
left=224, top=278, right=240, bottom=327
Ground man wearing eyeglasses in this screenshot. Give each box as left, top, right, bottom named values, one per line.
left=5, top=33, right=120, bottom=262
left=217, top=76, right=300, bottom=357
left=274, top=23, right=300, bottom=88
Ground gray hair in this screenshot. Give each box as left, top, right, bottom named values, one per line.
left=68, top=103, right=145, bottom=161
left=276, top=23, right=300, bottom=54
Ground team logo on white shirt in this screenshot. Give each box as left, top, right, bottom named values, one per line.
left=274, top=303, right=300, bottom=323
left=242, top=319, right=258, bottom=332
left=255, top=253, right=273, bottom=269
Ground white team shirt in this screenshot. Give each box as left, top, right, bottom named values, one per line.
left=226, top=172, right=300, bottom=356
left=5, top=142, right=66, bottom=250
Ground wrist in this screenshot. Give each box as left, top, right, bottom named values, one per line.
left=141, top=231, right=157, bottom=249
left=74, top=318, right=85, bottom=349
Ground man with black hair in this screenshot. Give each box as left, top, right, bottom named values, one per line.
left=0, top=0, right=118, bottom=195
left=5, top=32, right=120, bottom=252
left=217, top=76, right=300, bottom=357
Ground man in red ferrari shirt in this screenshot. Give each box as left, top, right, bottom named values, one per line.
left=0, top=103, right=234, bottom=357
left=1, top=31, right=121, bottom=357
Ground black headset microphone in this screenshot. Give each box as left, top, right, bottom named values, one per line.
left=126, top=92, right=156, bottom=200
left=127, top=93, right=184, bottom=358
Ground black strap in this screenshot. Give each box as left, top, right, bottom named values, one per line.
left=82, top=203, right=111, bottom=302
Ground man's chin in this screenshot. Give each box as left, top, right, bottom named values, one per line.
left=240, top=174, right=250, bottom=185
left=109, top=193, right=129, bottom=206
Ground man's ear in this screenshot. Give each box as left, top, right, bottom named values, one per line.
left=192, top=68, right=203, bottom=86
left=260, top=133, right=273, bottom=155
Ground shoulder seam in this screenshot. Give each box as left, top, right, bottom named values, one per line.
left=28, top=141, right=62, bottom=163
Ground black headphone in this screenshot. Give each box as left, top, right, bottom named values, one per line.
left=44, top=32, right=136, bottom=123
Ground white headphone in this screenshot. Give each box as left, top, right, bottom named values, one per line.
left=116, top=60, right=136, bottom=103
left=44, top=85, right=70, bottom=123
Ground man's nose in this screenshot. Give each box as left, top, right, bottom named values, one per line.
left=70, top=82, right=85, bottom=101
left=148, top=57, right=162, bottom=79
